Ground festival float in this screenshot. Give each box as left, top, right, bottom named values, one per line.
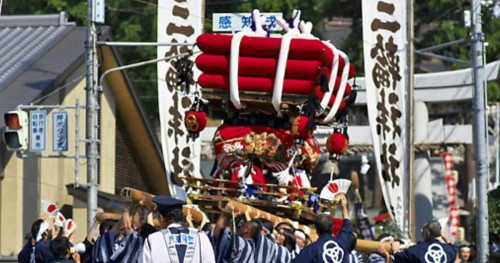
left=184, top=9, right=356, bottom=222
left=118, top=8, right=392, bottom=253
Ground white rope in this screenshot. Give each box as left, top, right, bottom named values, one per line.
left=319, top=41, right=340, bottom=111
left=229, top=31, right=248, bottom=110
left=320, top=50, right=350, bottom=124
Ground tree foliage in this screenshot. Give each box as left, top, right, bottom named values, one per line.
left=323, top=0, right=500, bottom=101
left=486, top=186, right=500, bottom=244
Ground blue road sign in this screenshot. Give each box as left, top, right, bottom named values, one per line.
left=30, top=110, right=47, bottom=152
left=52, top=111, right=68, bottom=152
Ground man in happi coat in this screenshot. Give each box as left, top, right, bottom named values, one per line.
left=141, top=196, right=215, bottom=263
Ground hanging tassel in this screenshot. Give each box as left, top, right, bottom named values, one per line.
left=319, top=71, right=329, bottom=93
left=300, top=93, right=321, bottom=132
left=174, top=50, right=194, bottom=93
left=334, top=89, right=357, bottom=121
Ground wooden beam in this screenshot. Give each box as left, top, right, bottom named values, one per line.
left=120, top=187, right=206, bottom=223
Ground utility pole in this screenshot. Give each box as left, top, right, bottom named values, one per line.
left=85, top=0, right=99, bottom=230
left=496, top=105, right=500, bottom=188
left=471, top=0, right=489, bottom=261
left=406, top=0, right=416, bottom=242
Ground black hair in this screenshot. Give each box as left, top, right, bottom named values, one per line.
left=247, top=220, right=263, bottom=242
left=99, top=219, right=116, bottom=236
left=256, top=218, right=274, bottom=234
left=31, top=219, right=44, bottom=243
left=50, top=237, right=70, bottom=259
left=201, top=223, right=213, bottom=232
left=278, top=228, right=297, bottom=252
left=139, top=223, right=158, bottom=239
left=315, top=214, right=334, bottom=235
left=422, top=220, right=441, bottom=241
left=56, top=227, right=64, bottom=239
left=160, top=208, right=184, bottom=225
left=275, top=222, right=295, bottom=232
left=236, top=218, right=247, bottom=230
left=130, top=204, right=149, bottom=227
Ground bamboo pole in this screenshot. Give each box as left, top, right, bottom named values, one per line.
left=96, top=212, right=162, bottom=228
left=356, top=240, right=392, bottom=254
left=95, top=212, right=121, bottom=221
left=178, top=176, right=317, bottom=191
left=221, top=199, right=317, bottom=238
left=120, top=187, right=206, bottom=223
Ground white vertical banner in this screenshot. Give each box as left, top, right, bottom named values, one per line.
left=362, top=0, right=408, bottom=237
left=158, top=0, right=203, bottom=199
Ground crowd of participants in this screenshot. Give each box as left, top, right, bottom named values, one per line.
left=19, top=195, right=474, bottom=263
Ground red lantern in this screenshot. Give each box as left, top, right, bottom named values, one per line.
left=326, top=133, right=349, bottom=156
left=185, top=110, right=208, bottom=134
left=291, top=116, right=313, bottom=139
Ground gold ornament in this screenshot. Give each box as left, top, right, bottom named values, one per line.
left=185, top=114, right=199, bottom=132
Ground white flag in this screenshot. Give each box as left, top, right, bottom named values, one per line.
left=158, top=0, right=203, bottom=199
left=362, top=0, right=409, bottom=237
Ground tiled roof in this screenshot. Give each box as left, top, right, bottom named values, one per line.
left=0, top=12, right=83, bottom=128
left=0, top=12, right=75, bottom=92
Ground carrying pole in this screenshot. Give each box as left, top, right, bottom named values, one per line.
left=471, top=0, right=489, bottom=261
left=85, top=0, right=99, bottom=230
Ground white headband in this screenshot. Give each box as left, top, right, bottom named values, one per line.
left=380, top=236, right=395, bottom=243
left=36, top=221, right=49, bottom=242
left=295, top=231, right=306, bottom=241
left=460, top=247, right=471, bottom=252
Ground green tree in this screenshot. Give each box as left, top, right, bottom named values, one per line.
left=470, top=186, right=500, bottom=262
left=486, top=186, right=500, bottom=244
left=323, top=1, right=500, bottom=81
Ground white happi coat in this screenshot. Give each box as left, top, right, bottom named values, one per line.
left=141, top=223, right=215, bottom=263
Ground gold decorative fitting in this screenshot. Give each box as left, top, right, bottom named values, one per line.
left=185, top=114, right=199, bottom=131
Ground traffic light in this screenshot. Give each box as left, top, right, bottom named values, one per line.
left=3, top=111, right=28, bottom=151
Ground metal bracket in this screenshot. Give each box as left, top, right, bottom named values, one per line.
left=417, top=38, right=469, bottom=53
left=79, top=139, right=101, bottom=144
left=415, top=38, right=472, bottom=67
left=16, top=152, right=86, bottom=159
left=415, top=51, right=472, bottom=67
